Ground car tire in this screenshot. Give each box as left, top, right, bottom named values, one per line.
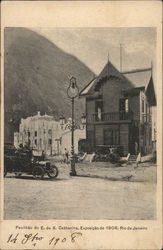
left=47, top=165, right=58, bottom=179
left=32, top=166, right=44, bottom=180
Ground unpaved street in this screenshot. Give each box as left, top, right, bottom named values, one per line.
left=4, top=162, right=156, bottom=220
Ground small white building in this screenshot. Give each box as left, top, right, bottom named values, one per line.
left=14, top=112, right=62, bottom=155
left=14, top=112, right=86, bottom=156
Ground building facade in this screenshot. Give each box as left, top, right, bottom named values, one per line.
left=14, top=112, right=86, bottom=155
left=80, top=60, right=156, bottom=156
left=14, top=112, right=62, bottom=155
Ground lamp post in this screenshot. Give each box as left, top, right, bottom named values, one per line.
left=67, top=76, right=79, bottom=176
left=59, top=112, right=86, bottom=173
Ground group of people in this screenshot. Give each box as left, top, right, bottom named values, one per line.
left=17, top=144, right=70, bottom=163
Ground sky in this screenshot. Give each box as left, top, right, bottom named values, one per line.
left=32, top=27, right=156, bottom=76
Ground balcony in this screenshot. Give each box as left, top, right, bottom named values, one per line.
left=87, top=111, right=133, bottom=123
left=142, top=114, right=151, bottom=123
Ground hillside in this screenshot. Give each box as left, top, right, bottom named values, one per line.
left=4, top=28, right=94, bottom=142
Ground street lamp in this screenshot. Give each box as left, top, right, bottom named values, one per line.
left=67, top=76, right=79, bottom=176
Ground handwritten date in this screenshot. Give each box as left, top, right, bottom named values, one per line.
left=7, top=231, right=82, bottom=247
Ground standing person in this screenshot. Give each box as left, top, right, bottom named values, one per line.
left=64, top=148, right=69, bottom=163
left=42, top=150, right=45, bottom=160
left=135, top=141, right=138, bottom=155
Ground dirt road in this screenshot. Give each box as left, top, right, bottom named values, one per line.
left=4, top=163, right=156, bottom=220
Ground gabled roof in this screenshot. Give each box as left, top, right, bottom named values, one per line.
left=80, top=61, right=133, bottom=96
left=146, top=76, right=156, bottom=106
left=122, top=86, right=145, bottom=97
left=79, top=77, right=97, bottom=96
left=80, top=60, right=156, bottom=106
left=123, top=68, right=156, bottom=106
left=122, top=68, right=151, bottom=89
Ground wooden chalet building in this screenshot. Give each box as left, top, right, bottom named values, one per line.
left=80, top=60, right=156, bottom=156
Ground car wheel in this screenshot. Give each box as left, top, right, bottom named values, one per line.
left=32, top=166, right=44, bottom=180
left=47, top=165, right=58, bottom=179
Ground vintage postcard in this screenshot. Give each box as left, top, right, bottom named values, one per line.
left=0, top=1, right=162, bottom=249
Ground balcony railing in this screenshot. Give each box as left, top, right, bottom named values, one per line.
left=87, top=111, right=133, bottom=123
left=142, top=114, right=151, bottom=123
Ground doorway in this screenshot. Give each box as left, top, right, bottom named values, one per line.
left=129, top=124, right=139, bottom=154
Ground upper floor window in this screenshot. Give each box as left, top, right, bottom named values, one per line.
left=95, top=100, right=103, bottom=121
left=48, top=129, right=52, bottom=135
left=142, top=99, right=144, bottom=113
left=35, top=131, right=37, bottom=137
left=48, top=139, right=52, bottom=145
left=120, top=98, right=129, bottom=112
left=125, top=99, right=129, bottom=112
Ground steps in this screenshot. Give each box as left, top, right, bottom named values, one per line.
left=128, top=154, right=137, bottom=163
left=83, top=154, right=94, bottom=162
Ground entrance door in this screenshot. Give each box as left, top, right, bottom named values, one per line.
left=129, top=124, right=139, bottom=154
left=87, top=131, right=94, bottom=153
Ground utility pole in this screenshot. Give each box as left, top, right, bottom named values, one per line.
left=151, top=60, right=153, bottom=77
left=107, top=52, right=109, bottom=78
left=120, top=43, right=122, bottom=72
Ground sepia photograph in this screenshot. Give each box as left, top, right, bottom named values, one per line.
left=1, top=1, right=162, bottom=250
left=4, top=27, right=157, bottom=220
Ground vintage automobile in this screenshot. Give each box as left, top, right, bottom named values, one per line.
left=4, top=143, right=58, bottom=180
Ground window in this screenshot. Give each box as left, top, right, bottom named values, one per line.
left=119, top=98, right=129, bottom=120
left=49, top=139, right=52, bottom=145
left=142, top=99, right=144, bottom=113
left=125, top=99, right=129, bottom=112
left=48, top=129, right=52, bottom=135
left=95, top=100, right=103, bottom=121
left=104, top=129, right=119, bottom=145
left=119, top=98, right=125, bottom=112
left=146, top=103, right=148, bottom=114
left=149, top=127, right=152, bottom=145
left=28, top=131, right=30, bottom=137
left=120, top=98, right=129, bottom=112
left=35, top=131, right=37, bottom=137
left=35, top=139, right=37, bottom=146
